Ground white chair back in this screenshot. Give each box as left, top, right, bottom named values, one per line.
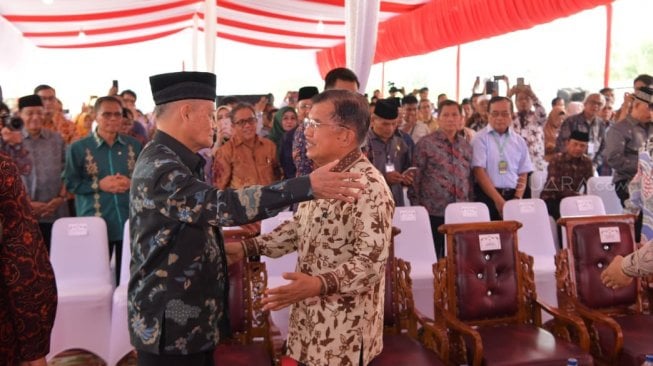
left=560, top=195, right=606, bottom=217
left=119, top=220, right=131, bottom=287
left=503, top=199, right=556, bottom=258
left=444, top=202, right=491, bottom=224
left=392, top=206, right=436, bottom=263
left=587, top=176, right=622, bottom=215
left=50, top=216, right=111, bottom=286
left=529, top=171, right=548, bottom=199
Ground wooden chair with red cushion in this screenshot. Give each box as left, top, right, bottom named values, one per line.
left=214, top=228, right=279, bottom=366
left=435, top=220, right=593, bottom=366
left=557, top=214, right=653, bottom=365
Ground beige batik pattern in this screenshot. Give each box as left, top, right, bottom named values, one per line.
left=243, top=151, right=395, bottom=366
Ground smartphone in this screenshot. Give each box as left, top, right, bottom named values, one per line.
left=402, top=166, right=418, bottom=175
left=517, top=77, right=525, bottom=86
left=485, top=80, right=496, bottom=95
left=493, top=75, right=502, bottom=81
left=112, top=79, right=119, bottom=89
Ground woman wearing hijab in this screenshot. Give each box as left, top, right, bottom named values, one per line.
left=268, top=106, right=299, bottom=179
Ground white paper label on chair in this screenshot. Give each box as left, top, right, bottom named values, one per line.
left=461, top=206, right=479, bottom=217
left=599, top=226, right=620, bottom=243
left=479, top=234, right=501, bottom=251
left=519, top=201, right=535, bottom=213
left=399, top=209, right=417, bottom=222
left=67, top=223, right=88, bottom=236
left=576, top=199, right=594, bottom=212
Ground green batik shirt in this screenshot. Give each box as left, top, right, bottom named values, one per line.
left=62, top=131, right=142, bottom=241
left=128, top=131, right=313, bottom=355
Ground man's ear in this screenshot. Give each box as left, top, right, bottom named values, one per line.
left=179, top=102, right=193, bottom=123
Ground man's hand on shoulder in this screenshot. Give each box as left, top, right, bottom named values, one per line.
left=309, top=160, right=364, bottom=203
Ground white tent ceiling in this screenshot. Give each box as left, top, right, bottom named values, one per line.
left=0, top=0, right=428, bottom=49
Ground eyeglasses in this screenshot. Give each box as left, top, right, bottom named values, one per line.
left=298, top=103, right=313, bottom=110
left=233, top=117, right=257, bottom=126
left=489, top=111, right=511, bottom=118
left=303, top=118, right=349, bottom=130
left=101, top=111, right=123, bottom=119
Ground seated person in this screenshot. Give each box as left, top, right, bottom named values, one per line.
left=541, top=130, right=594, bottom=221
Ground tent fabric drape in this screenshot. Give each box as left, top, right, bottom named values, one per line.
left=345, top=0, right=380, bottom=92
left=316, top=0, right=614, bottom=77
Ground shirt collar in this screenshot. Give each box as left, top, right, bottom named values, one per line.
left=93, top=129, right=125, bottom=147
left=153, top=130, right=204, bottom=173
left=22, top=128, right=49, bottom=140
left=231, top=133, right=261, bottom=147
left=488, top=125, right=510, bottom=136
left=330, top=149, right=363, bottom=173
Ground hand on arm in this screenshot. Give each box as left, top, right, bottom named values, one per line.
left=309, top=160, right=364, bottom=202
left=261, top=272, right=322, bottom=311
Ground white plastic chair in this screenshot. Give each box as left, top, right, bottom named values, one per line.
left=560, top=195, right=606, bottom=217
left=392, top=206, right=437, bottom=318
left=108, top=221, right=133, bottom=366
left=48, top=217, right=113, bottom=362
left=529, top=171, right=548, bottom=199
left=559, top=195, right=607, bottom=248
left=587, top=176, right=622, bottom=215
left=260, top=211, right=296, bottom=339
left=444, top=202, right=491, bottom=224
left=503, top=199, right=558, bottom=311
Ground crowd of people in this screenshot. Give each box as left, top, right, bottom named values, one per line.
left=1, top=67, right=653, bottom=365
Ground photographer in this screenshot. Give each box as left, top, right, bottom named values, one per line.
left=0, top=102, right=32, bottom=182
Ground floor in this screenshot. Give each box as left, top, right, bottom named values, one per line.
left=49, top=350, right=136, bottom=366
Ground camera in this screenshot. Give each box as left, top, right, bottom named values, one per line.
left=1, top=114, right=24, bottom=131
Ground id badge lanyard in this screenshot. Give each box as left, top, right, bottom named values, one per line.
left=492, top=132, right=509, bottom=175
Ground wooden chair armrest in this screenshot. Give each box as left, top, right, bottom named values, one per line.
left=418, top=318, right=449, bottom=362
left=440, top=310, right=483, bottom=366
left=536, top=299, right=590, bottom=351
left=573, top=302, right=624, bottom=360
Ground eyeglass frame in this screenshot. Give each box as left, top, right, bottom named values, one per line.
left=303, top=118, right=350, bottom=130
left=233, top=117, right=258, bottom=126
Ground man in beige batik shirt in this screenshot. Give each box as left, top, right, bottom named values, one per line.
left=227, top=89, right=395, bottom=366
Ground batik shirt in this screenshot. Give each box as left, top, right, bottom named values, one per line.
left=62, top=131, right=141, bottom=241
left=539, top=152, right=594, bottom=202
left=409, top=129, right=473, bottom=217
left=128, top=131, right=315, bottom=355
left=23, top=128, right=68, bottom=223
left=212, top=134, right=281, bottom=189
left=624, top=150, right=653, bottom=275
left=0, top=153, right=57, bottom=364
left=292, top=124, right=314, bottom=176
left=242, top=150, right=395, bottom=366
left=512, top=101, right=547, bottom=172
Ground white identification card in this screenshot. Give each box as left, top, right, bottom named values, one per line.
left=599, top=226, right=620, bottom=243
left=400, top=209, right=417, bottom=222
left=385, top=162, right=395, bottom=173
left=479, top=234, right=502, bottom=251
left=519, top=201, right=535, bottom=213
left=576, top=199, right=594, bottom=212
left=67, top=223, right=88, bottom=236
left=461, top=206, right=479, bottom=218
left=587, top=142, right=596, bottom=155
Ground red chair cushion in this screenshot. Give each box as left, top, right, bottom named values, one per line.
left=214, top=343, right=273, bottom=366
left=368, top=334, right=446, bottom=366
left=571, top=222, right=637, bottom=308
left=453, top=230, right=518, bottom=321
left=476, top=324, right=594, bottom=366
left=596, top=314, right=653, bottom=366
